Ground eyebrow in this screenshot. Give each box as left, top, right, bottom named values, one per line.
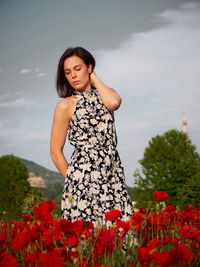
left=64, top=64, right=82, bottom=71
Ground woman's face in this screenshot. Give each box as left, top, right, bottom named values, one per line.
left=64, top=55, right=92, bottom=92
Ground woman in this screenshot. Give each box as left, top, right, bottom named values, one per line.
left=50, top=47, right=133, bottom=226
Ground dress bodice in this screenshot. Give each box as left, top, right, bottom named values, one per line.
left=67, top=89, right=117, bottom=150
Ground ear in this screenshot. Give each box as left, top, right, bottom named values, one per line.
left=88, top=64, right=92, bottom=74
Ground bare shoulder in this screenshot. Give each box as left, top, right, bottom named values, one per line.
left=54, top=96, right=77, bottom=121
left=56, top=96, right=76, bottom=111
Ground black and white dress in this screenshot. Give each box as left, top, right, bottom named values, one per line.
left=61, top=88, right=133, bottom=226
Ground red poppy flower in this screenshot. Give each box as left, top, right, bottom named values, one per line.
left=132, top=213, right=144, bottom=223
left=172, top=237, right=179, bottom=245
left=115, top=219, right=131, bottom=239
left=59, top=219, right=74, bottom=234
left=161, top=237, right=171, bottom=245
left=0, top=235, right=5, bottom=245
left=95, top=229, right=115, bottom=256
left=12, top=230, right=29, bottom=252
left=23, top=252, right=37, bottom=266
left=34, top=201, right=56, bottom=228
left=138, top=208, right=149, bottom=214
left=25, top=215, right=32, bottom=222
left=105, top=209, right=121, bottom=221
left=147, top=239, right=161, bottom=249
left=153, top=191, right=169, bottom=201
left=29, top=226, right=40, bottom=241
left=93, top=262, right=102, bottom=267
left=0, top=253, right=18, bottom=267
left=73, top=220, right=94, bottom=236
left=131, top=213, right=144, bottom=231
left=66, top=235, right=79, bottom=247
left=137, top=247, right=152, bottom=263
left=39, top=201, right=56, bottom=212
left=152, top=251, right=173, bottom=266
left=165, top=205, right=176, bottom=212
left=171, top=244, right=191, bottom=263
left=184, top=206, right=193, bottom=212
left=38, top=249, right=65, bottom=267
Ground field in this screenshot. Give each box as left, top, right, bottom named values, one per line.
left=0, top=192, right=199, bottom=267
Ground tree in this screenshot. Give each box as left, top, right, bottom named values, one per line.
left=0, top=154, right=44, bottom=219
left=22, top=187, right=45, bottom=216
left=132, top=129, right=200, bottom=209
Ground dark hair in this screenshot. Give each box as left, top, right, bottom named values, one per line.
left=56, top=47, right=96, bottom=98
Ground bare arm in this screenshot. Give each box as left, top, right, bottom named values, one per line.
left=90, top=72, right=122, bottom=111
left=50, top=100, right=71, bottom=179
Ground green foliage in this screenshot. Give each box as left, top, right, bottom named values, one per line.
left=22, top=187, right=45, bottom=216
left=18, top=156, right=64, bottom=218
left=126, top=186, right=135, bottom=201
left=176, top=168, right=200, bottom=208
left=0, top=155, right=47, bottom=220
left=40, top=185, right=63, bottom=219
left=39, top=183, right=63, bottom=219
left=0, top=155, right=30, bottom=219
left=40, top=184, right=63, bottom=205
left=133, top=129, right=200, bottom=209
left=52, top=205, right=62, bottom=220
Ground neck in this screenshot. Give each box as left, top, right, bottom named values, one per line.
left=75, top=81, right=92, bottom=93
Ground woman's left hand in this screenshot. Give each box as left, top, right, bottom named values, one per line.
left=90, top=71, right=97, bottom=85
left=89, top=72, right=122, bottom=111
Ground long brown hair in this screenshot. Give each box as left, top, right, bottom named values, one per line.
left=56, top=47, right=96, bottom=98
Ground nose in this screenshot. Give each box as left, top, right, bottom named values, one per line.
left=71, top=71, right=77, bottom=79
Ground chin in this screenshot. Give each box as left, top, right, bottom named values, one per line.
left=75, top=83, right=90, bottom=91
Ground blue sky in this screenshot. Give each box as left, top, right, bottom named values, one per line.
left=0, top=0, right=200, bottom=186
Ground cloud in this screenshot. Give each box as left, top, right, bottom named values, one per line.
left=119, top=122, right=153, bottom=134
left=0, top=69, right=3, bottom=73
left=36, top=72, right=48, bottom=77
left=96, top=2, right=200, bottom=122
left=18, top=131, right=50, bottom=141
left=20, top=68, right=32, bottom=74
left=0, top=127, right=50, bottom=141
left=0, top=94, right=11, bottom=101
left=19, top=68, right=47, bottom=77
left=0, top=98, right=33, bottom=108
left=95, top=2, right=200, bottom=99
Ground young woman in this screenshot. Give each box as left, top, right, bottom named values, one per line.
left=50, top=47, right=133, bottom=226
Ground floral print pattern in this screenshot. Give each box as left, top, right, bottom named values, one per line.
left=61, top=89, right=133, bottom=226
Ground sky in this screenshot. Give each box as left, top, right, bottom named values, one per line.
left=0, top=0, right=200, bottom=186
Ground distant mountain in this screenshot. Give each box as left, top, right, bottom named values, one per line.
left=18, top=156, right=64, bottom=188
left=17, top=156, right=64, bottom=205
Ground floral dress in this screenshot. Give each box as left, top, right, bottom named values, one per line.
left=61, top=88, right=133, bottom=226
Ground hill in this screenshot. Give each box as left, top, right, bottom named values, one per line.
left=2, top=155, right=64, bottom=205
left=18, top=156, right=64, bottom=188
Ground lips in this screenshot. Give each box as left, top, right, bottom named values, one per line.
left=73, top=81, right=80, bottom=85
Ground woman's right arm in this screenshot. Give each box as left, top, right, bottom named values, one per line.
left=50, top=100, right=71, bottom=179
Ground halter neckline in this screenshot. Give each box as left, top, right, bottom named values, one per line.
left=72, top=88, right=96, bottom=96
